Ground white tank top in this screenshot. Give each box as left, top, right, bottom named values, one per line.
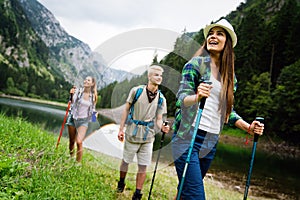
left=193, top=75, right=221, bottom=134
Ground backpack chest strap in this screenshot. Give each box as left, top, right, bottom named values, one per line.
left=131, top=120, right=154, bottom=141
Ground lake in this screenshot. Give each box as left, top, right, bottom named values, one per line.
left=0, top=97, right=113, bottom=137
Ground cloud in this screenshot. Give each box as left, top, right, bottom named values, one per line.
left=39, top=0, right=156, bottom=26
left=37, top=0, right=245, bottom=71
left=38, top=0, right=245, bottom=33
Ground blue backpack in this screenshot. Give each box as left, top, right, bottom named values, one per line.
left=126, top=86, right=164, bottom=140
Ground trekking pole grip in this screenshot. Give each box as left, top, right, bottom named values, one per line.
left=198, top=80, right=211, bottom=109
left=199, top=97, right=206, bottom=109
left=161, top=121, right=168, bottom=140
left=254, top=117, right=264, bottom=142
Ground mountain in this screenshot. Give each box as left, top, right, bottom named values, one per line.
left=0, top=0, right=70, bottom=100
left=0, top=0, right=134, bottom=101
left=18, top=0, right=134, bottom=89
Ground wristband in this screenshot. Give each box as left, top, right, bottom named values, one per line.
left=247, top=123, right=252, bottom=134
left=245, top=124, right=251, bottom=145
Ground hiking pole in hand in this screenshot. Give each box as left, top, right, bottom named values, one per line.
left=176, top=81, right=211, bottom=200
left=148, top=121, right=168, bottom=200
left=243, top=117, right=264, bottom=200
left=56, top=94, right=73, bottom=149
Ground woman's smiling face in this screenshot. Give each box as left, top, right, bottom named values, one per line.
left=206, top=26, right=227, bottom=53
left=83, top=76, right=94, bottom=88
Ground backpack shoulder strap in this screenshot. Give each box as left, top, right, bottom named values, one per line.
left=157, top=90, right=164, bottom=108
left=127, top=86, right=145, bottom=123
left=131, top=86, right=144, bottom=108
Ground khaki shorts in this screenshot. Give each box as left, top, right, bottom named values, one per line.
left=123, top=141, right=153, bottom=166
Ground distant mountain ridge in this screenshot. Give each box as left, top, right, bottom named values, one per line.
left=18, top=0, right=134, bottom=88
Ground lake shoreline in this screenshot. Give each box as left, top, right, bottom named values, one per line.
left=0, top=94, right=120, bottom=123
left=0, top=94, right=68, bottom=108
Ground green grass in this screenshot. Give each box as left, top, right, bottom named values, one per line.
left=0, top=114, right=116, bottom=199
left=0, top=114, right=287, bottom=199
left=222, top=125, right=245, bottom=137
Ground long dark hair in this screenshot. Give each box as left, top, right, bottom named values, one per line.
left=193, top=30, right=235, bottom=122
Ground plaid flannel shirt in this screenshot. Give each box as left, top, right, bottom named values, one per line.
left=172, top=56, right=242, bottom=138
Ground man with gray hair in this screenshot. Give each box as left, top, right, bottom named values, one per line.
left=117, top=65, right=170, bottom=200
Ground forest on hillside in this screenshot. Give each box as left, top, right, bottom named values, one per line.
left=0, top=0, right=72, bottom=102
left=98, top=0, right=300, bottom=145
left=1, top=0, right=299, bottom=145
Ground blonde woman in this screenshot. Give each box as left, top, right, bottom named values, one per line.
left=66, top=76, right=98, bottom=162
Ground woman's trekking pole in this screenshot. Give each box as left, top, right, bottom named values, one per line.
left=56, top=94, right=72, bottom=149
left=176, top=81, right=211, bottom=200
left=243, top=117, right=264, bottom=200
left=148, top=121, right=168, bottom=200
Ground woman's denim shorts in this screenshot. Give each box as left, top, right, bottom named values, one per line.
left=74, top=117, right=89, bottom=128
left=66, top=114, right=89, bottom=128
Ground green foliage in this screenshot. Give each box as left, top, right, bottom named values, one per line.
left=5, top=87, right=25, bottom=97
left=97, top=74, right=148, bottom=109
left=5, top=77, right=25, bottom=96
left=158, top=0, right=300, bottom=144
left=6, top=77, right=14, bottom=88
left=235, top=72, right=272, bottom=122
left=0, top=0, right=72, bottom=103
left=152, top=52, right=159, bottom=64
left=271, top=59, right=300, bottom=143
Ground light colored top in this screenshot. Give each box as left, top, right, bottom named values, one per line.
left=76, top=98, right=91, bottom=119
left=125, top=85, right=167, bottom=143
left=193, top=75, right=221, bottom=134
left=71, top=88, right=95, bottom=120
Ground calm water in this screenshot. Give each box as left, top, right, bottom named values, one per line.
left=0, top=97, right=113, bottom=137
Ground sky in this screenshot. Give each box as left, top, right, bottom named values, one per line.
left=37, top=0, right=245, bottom=74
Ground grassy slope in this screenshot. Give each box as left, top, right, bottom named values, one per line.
left=0, top=114, right=277, bottom=200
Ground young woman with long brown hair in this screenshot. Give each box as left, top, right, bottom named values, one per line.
left=172, top=19, right=264, bottom=199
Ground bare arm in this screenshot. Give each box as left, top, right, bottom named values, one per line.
left=156, top=114, right=164, bottom=131
left=235, top=118, right=264, bottom=136
left=183, top=82, right=212, bottom=107
left=118, top=102, right=131, bottom=142
left=156, top=114, right=170, bottom=133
